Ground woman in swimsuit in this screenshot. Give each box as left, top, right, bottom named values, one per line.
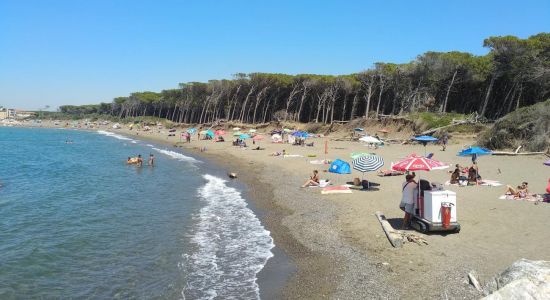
left=302, top=170, right=320, bottom=187
left=505, top=182, right=528, bottom=198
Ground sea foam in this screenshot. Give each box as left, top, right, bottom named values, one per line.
left=151, top=148, right=199, bottom=163
left=181, top=174, right=274, bottom=299
left=96, top=130, right=135, bottom=142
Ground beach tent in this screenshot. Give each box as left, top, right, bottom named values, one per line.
left=329, top=159, right=352, bottom=174
left=200, top=130, right=214, bottom=138
left=271, top=134, right=283, bottom=143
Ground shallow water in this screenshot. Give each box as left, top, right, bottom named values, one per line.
left=0, top=127, right=273, bottom=299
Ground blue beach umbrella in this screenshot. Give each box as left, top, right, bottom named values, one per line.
left=354, top=128, right=364, bottom=132
left=205, top=130, right=214, bottom=138
left=329, top=159, right=352, bottom=174
left=186, top=128, right=197, bottom=134
left=292, top=131, right=309, bottom=138
left=239, top=133, right=251, bottom=139
left=413, top=135, right=439, bottom=155
left=458, top=146, right=492, bottom=181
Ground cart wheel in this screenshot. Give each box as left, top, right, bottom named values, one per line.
left=414, top=220, right=428, bottom=233
left=453, top=225, right=461, bottom=233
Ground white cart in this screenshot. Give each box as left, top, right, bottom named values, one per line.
left=410, top=190, right=461, bottom=233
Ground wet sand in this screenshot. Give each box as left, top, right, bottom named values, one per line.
left=20, top=121, right=550, bottom=299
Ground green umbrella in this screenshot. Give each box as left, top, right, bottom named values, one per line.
left=233, top=131, right=242, bottom=136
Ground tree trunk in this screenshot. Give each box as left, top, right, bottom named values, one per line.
left=364, top=84, right=373, bottom=118
left=349, top=93, right=359, bottom=120
left=296, top=86, right=309, bottom=122
left=442, top=69, right=457, bottom=113
left=240, top=86, right=256, bottom=123
left=375, top=81, right=385, bottom=118
left=479, top=75, right=495, bottom=117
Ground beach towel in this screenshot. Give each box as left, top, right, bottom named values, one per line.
left=308, top=180, right=330, bottom=188
left=309, top=160, right=329, bottom=165
left=498, top=194, right=543, bottom=202
left=283, top=154, right=303, bottom=158
left=480, top=180, right=502, bottom=187
left=321, top=185, right=352, bottom=195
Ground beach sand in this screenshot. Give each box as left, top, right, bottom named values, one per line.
left=21, top=121, right=550, bottom=299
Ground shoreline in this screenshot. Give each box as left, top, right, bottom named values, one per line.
left=11, top=122, right=550, bottom=299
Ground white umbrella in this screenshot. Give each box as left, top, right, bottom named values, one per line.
left=359, top=136, right=382, bottom=144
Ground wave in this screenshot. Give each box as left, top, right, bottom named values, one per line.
left=96, top=130, right=135, bottom=142
left=181, top=174, right=274, bottom=299
left=151, top=148, right=199, bottom=163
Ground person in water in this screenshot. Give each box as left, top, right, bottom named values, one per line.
left=148, top=154, right=155, bottom=166
left=137, top=154, right=143, bottom=167
left=301, top=170, right=320, bottom=187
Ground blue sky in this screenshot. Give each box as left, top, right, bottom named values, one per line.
left=0, top=0, right=548, bottom=110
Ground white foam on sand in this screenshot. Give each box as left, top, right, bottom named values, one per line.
left=180, top=174, right=274, bottom=300
left=97, top=130, right=135, bottom=142
left=151, top=148, right=199, bottom=163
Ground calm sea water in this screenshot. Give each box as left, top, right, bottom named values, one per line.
left=0, top=127, right=274, bottom=299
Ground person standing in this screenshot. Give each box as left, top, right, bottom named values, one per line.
left=400, top=174, right=418, bottom=229
left=137, top=154, right=143, bottom=167
left=441, top=134, right=448, bottom=151
left=148, top=154, right=155, bottom=166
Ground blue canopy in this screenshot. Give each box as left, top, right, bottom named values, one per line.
left=458, top=146, right=492, bottom=157
left=292, top=131, right=309, bottom=138
left=329, top=159, right=352, bottom=174
left=413, top=135, right=439, bottom=142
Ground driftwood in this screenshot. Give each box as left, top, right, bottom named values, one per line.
left=420, top=120, right=475, bottom=135
left=468, top=271, right=483, bottom=292
left=375, top=211, right=403, bottom=248
left=492, top=151, right=546, bottom=156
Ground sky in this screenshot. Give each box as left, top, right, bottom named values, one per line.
left=0, top=0, right=548, bottom=110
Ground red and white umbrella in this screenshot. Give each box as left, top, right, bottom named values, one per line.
left=215, top=130, right=225, bottom=136
left=392, top=155, right=448, bottom=172
left=252, top=135, right=264, bottom=141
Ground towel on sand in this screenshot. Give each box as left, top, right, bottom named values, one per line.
left=498, top=194, right=543, bottom=202
left=321, top=185, right=352, bottom=194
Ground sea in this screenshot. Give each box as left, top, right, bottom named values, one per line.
left=0, top=127, right=275, bottom=299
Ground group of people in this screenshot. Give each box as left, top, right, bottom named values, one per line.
left=127, top=154, right=155, bottom=167
left=449, top=162, right=481, bottom=185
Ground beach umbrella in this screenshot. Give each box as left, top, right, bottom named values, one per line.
left=413, top=135, right=439, bottom=155
left=354, top=128, right=364, bottom=132
left=233, top=127, right=241, bottom=131
left=329, top=159, right=352, bottom=174
left=458, top=146, right=493, bottom=182
left=350, top=152, right=373, bottom=159
left=391, top=155, right=448, bottom=172
left=232, top=131, right=242, bottom=136
left=359, top=136, right=382, bottom=144
left=252, top=135, right=264, bottom=141
left=352, top=155, right=384, bottom=180
left=292, top=131, right=309, bottom=138
left=215, top=130, right=225, bottom=136
left=248, top=129, right=257, bottom=133
left=186, top=128, right=197, bottom=134
left=283, top=128, right=292, bottom=133
left=239, top=133, right=251, bottom=139
left=544, top=159, right=550, bottom=166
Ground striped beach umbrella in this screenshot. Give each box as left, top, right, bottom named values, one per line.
left=352, top=155, right=384, bottom=179
left=353, top=155, right=384, bottom=172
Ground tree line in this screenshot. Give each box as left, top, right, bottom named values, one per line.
left=59, top=33, right=549, bottom=124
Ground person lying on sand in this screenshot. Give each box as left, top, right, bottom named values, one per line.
left=301, top=170, right=320, bottom=187
left=252, top=146, right=265, bottom=150
left=505, top=182, right=529, bottom=198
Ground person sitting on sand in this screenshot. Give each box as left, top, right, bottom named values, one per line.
left=505, top=182, right=529, bottom=198
left=450, top=165, right=460, bottom=184
left=301, top=170, right=320, bottom=187
left=400, top=174, right=418, bottom=229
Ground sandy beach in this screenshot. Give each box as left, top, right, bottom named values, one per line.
left=18, top=121, right=550, bottom=299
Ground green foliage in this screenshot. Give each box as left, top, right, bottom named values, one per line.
left=410, top=112, right=468, bottom=131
